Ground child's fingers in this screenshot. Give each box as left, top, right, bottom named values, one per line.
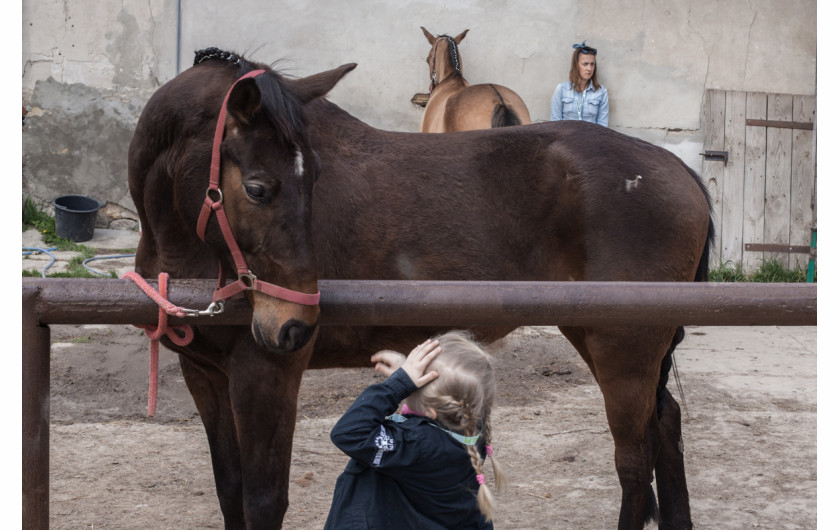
left=415, top=370, right=439, bottom=387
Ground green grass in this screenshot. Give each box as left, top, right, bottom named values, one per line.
left=709, top=258, right=813, bottom=283
left=23, top=196, right=119, bottom=278
left=22, top=195, right=96, bottom=253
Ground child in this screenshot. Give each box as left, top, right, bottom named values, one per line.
left=324, top=331, right=505, bottom=529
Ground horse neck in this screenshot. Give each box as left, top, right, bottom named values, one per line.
left=305, top=98, right=378, bottom=147
left=430, top=38, right=464, bottom=90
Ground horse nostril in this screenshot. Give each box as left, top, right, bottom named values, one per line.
left=278, top=319, right=317, bottom=353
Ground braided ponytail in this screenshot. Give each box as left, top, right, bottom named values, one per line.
left=404, top=331, right=504, bottom=522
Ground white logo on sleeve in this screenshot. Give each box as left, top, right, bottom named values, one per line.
left=373, top=425, right=395, bottom=466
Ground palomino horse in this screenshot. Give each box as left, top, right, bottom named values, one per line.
left=416, top=27, right=531, bottom=132
left=128, top=48, right=712, bottom=529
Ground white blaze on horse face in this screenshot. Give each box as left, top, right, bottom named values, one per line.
left=294, top=146, right=304, bottom=177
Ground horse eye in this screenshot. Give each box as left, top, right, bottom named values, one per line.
left=244, top=184, right=266, bottom=201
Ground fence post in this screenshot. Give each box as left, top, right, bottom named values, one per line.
left=22, top=285, right=49, bottom=530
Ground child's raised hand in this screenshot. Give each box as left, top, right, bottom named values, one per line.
left=371, top=350, right=406, bottom=377
left=401, top=339, right=441, bottom=388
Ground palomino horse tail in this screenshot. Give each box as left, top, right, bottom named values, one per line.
left=488, top=84, right=523, bottom=128
left=490, top=103, right=522, bottom=128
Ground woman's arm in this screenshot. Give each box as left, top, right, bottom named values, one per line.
left=597, top=88, right=609, bottom=127
left=550, top=84, right=564, bottom=121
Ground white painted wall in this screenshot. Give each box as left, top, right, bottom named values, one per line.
left=22, top=0, right=817, bottom=218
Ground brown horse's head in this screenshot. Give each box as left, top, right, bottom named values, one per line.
left=195, top=53, right=356, bottom=354
left=421, top=27, right=469, bottom=91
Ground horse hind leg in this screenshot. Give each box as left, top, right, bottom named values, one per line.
left=561, top=326, right=677, bottom=529
left=653, top=327, right=693, bottom=528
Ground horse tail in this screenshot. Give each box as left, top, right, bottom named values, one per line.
left=488, top=84, right=522, bottom=128
left=683, top=160, right=716, bottom=283
left=491, top=104, right=522, bottom=128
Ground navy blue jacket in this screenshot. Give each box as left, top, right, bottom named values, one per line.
left=324, top=368, right=492, bottom=529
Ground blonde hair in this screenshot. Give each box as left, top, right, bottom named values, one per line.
left=405, top=330, right=506, bottom=521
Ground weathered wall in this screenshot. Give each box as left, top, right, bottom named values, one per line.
left=22, top=0, right=817, bottom=225
left=22, top=0, right=176, bottom=225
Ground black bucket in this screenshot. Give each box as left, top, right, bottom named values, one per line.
left=53, top=195, right=103, bottom=242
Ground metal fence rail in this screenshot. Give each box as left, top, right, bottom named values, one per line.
left=22, top=278, right=817, bottom=528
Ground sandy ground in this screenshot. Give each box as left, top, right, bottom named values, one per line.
left=44, top=323, right=816, bottom=529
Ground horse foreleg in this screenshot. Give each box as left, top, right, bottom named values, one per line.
left=178, top=351, right=246, bottom=527
left=654, top=387, right=692, bottom=528
left=228, top=339, right=312, bottom=529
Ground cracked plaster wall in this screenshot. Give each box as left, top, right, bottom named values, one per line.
left=22, top=0, right=816, bottom=220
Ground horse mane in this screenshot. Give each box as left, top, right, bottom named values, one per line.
left=435, top=36, right=462, bottom=76
left=193, top=47, right=308, bottom=146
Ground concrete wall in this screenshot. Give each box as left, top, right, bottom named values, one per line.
left=22, top=0, right=817, bottom=225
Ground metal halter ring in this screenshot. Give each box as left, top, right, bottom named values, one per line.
left=206, top=187, right=223, bottom=203
left=239, top=271, right=258, bottom=289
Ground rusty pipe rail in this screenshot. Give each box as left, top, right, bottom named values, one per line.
left=22, top=278, right=816, bottom=528
left=24, top=278, right=816, bottom=326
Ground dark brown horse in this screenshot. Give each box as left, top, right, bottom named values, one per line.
left=416, top=27, right=531, bottom=132
left=128, top=48, right=712, bottom=529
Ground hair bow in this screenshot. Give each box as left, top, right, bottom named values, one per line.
left=573, top=41, right=597, bottom=55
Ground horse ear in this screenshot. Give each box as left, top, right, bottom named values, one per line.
left=421, top=26, right=436, bottom=44
left=288, top=63, right=357, bottom=104
left=454, top=29, right=469, bottom=44
left=227, top=77, right=261, bottom=125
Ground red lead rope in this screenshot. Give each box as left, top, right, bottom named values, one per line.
left=123, top=272, right=194, bottom=416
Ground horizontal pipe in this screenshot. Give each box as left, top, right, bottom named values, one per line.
left=23, top=278, right=816, bottom=327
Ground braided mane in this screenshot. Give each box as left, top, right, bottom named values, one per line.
left=442, top=37, right=461, bottom=74
left=191, top=47, right=307, bottom=146
left=194, top=47, right=244, bottom=67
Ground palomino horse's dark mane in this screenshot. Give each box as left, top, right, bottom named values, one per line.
left=193, top=47, right=307, bottom=146
left=430, top=36, right=462, bottom=86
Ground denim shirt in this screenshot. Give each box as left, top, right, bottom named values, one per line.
left=550, top=81, right=609, bottom=127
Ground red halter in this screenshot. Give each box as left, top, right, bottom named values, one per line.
left=195, top=70, right=321, bottom=307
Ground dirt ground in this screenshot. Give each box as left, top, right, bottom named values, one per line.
left=46, top=324, right=816, bottom=529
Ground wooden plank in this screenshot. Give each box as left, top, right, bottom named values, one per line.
left=744, top=243, right=811, bottom=254
left=764, top=94, right=794, bottom=267
left=745, top=119, right=813, bottom=130
left=701, top=89, right=726, bottom=265
left=743, top=92, right=767, bottom=272
left=790, top=95, right=816, bottom=270
left=721, top=90, right=746, bottom=268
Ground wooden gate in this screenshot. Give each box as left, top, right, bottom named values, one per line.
left=701, top=90, right=816, bottom=273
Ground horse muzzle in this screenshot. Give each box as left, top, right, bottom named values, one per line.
left=249, top=290, right=321, bottom=354
left=252, top=315, right=319, bottom=354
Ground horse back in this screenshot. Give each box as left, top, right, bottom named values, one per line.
left=309, top=111, right=711, bottom=286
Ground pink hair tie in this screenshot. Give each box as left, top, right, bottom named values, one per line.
left=486, top=444, right=494, bottom=458
left=476, top=474, right=485, bottom=485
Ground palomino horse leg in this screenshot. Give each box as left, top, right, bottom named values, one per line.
left=561, top=326, right=680, bottom=529
left=226, top=332, right=312, bottom=528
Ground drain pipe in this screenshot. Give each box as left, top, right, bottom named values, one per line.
left=175, top=0, right=181, bottom=74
